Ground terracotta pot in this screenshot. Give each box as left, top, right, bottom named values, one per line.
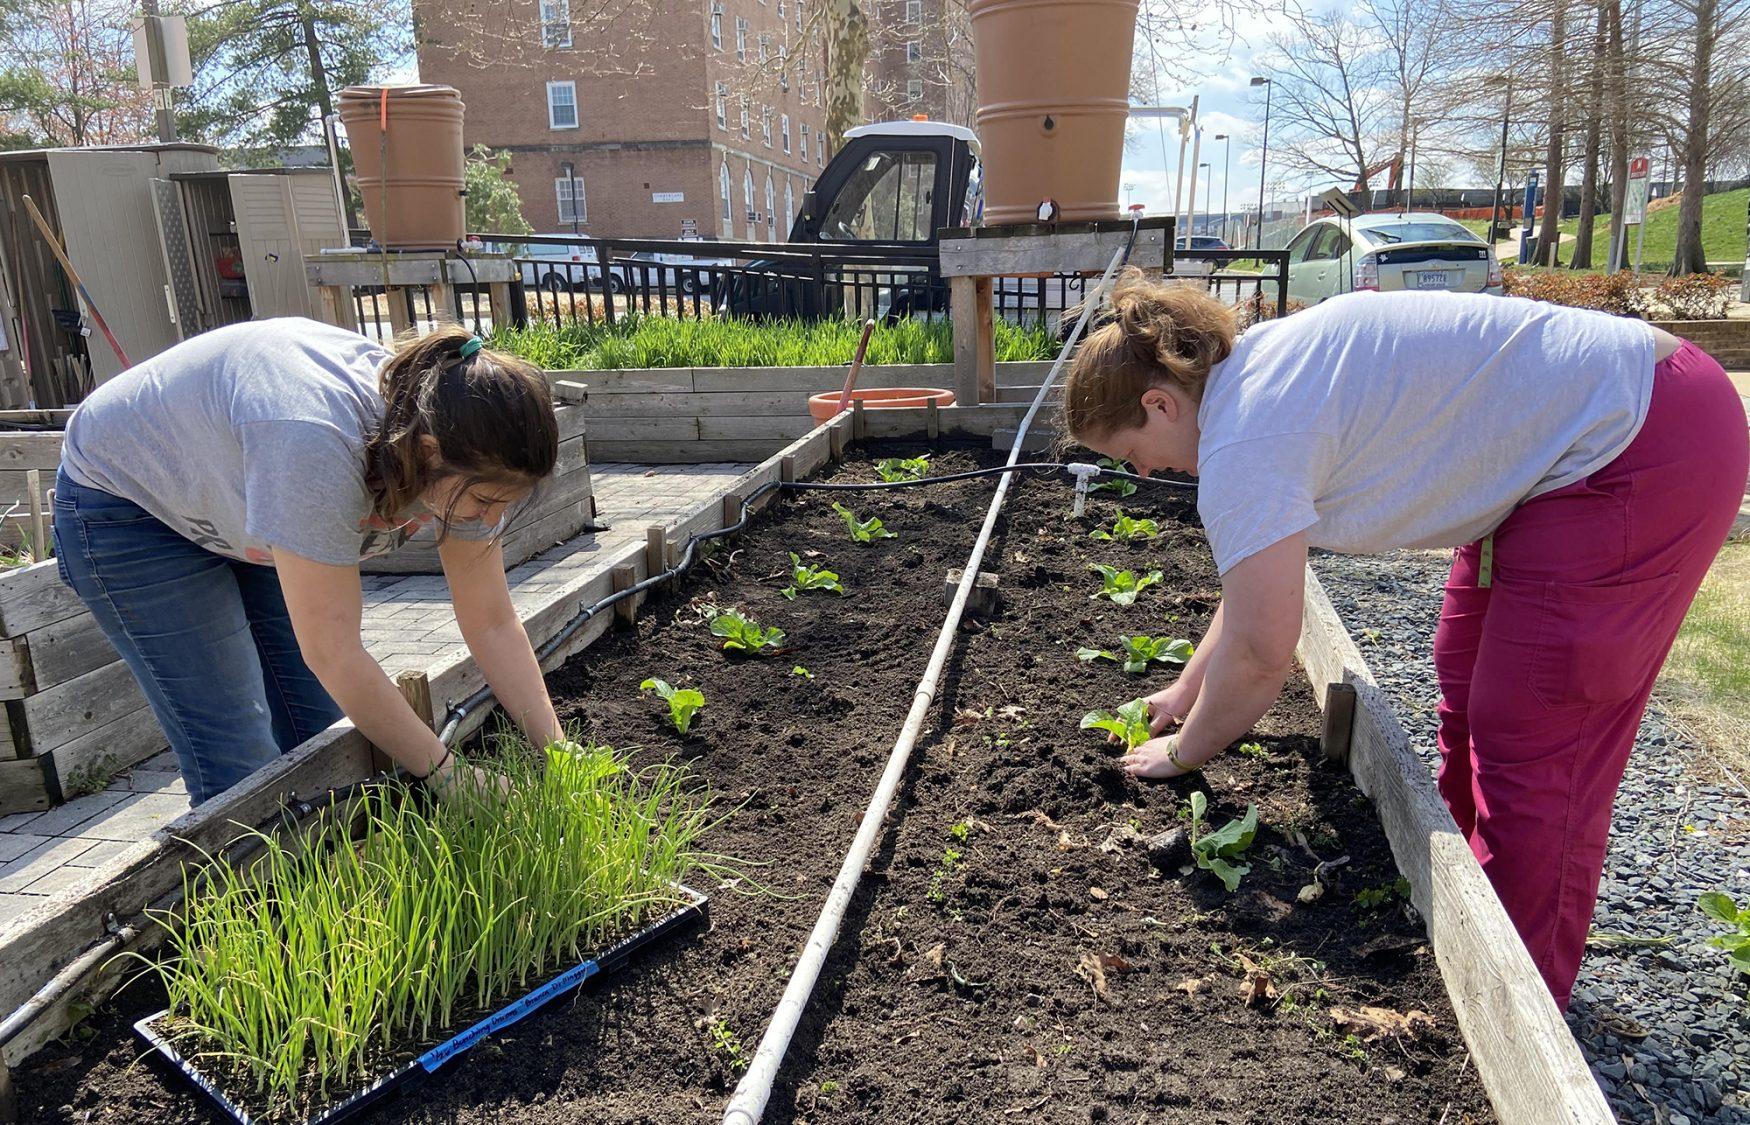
left=338, top=85, right=468, bottom=249
left=968, top=0, right=1139, bottom=225
left=806, top=387, right=957, bottom=425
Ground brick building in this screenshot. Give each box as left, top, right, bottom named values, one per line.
left=864, top=0, right=974, bottom=128
left=415, top=0, right=831, bottom=241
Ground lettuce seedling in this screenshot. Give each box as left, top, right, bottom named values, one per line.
left=1090, top=564, right=1163, bottom=606
left=708, top=607, right=786, bottom=653
left=832, top=501, right=896, bottom=543
left=1079, top=698, right=1151, bottom=752
left=1090, top=457, right=1138, bottom=497
left=1077, top=635, right=1194, bottom=674
left=1698, top=893, right=1750, bottom=974
left=1089, top=513, right=1161, bottom=542
left=1189, top=790, right=1259, bottom=893
left=782, top=552, right=844, bottom=599
left=639, top=678, right=706, bottom=734
left=875, top=455, right=930, bottom=483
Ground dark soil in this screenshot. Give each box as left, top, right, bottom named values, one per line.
left=14, top=444, right=1492, bottom=1125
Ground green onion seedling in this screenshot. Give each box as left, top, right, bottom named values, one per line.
left=639, top=678, right=706, bottom=734
left=1089, top=513, right=1161, bottom=542
left=1079, top=698, right=1151, bottom=752
left=782, top=552, right=844, bottom=599
left=832, top=501, right=896, bottom=543
left=1077, top=635, right=1193, bottom=674
left=1189, top=790, right=1259, bottom=893
left=708, top=607, right=786, bottom=653
left=1090, top=564, right=1163, bottom=606
left=875, top=455, right=930, bottom=483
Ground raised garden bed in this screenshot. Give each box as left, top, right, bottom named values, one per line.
left=11, top=438, right=1547, bottom=1123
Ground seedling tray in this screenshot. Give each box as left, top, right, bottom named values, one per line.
left=132, top=884, right=709, bottom=1125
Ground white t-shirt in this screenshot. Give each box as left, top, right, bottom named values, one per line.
left=1194, top=291, right=1656, bottom=574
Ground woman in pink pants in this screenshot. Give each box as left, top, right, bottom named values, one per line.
left=1063, top=271, right=1747, bottom=1008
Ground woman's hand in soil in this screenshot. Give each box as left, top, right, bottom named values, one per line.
left=1118, top=734, right=1197, bottom=779
left=430, top=759, right=512, bottom=803
left=1144, top=681, right=1196, bottom=736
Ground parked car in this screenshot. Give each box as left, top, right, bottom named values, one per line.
left=1282, top=212, right=1503, bottom=305
left=494, top=237, right=625, bottom=294
left=1177, top=235, right=1231, bottom=251
left=620, top=250, right=734, bottom=296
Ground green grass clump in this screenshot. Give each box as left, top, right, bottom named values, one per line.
left=141, top=740, right=709, bottom=1116
left=1460, top=187, right=1748, bottom=274
left=490, top=314, right=1057, bottom=370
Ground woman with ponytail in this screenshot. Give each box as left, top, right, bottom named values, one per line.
left=55, top=318, right=563, bottom=804
left=1064, top=269, right=1745, bottom=1010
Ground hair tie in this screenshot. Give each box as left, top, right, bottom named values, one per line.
left=458, top=336, right=483, bottom=359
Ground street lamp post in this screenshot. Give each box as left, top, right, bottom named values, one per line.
left=1406, top=117, right=1425, bottom=212
left=1489, top=75, right=1512, bottom=249
left=1214, top=133, right=1231, bottom=243
left=1196, top=161, right=1210, bottom=239
left=1250, top=76, right=1272, bottom=251
left=560, top=160, right=581, bottom=236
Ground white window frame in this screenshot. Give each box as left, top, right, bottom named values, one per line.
left=785, top=180, right=795, bottom=233
left=905, top=0, right=920, bottom=22
left=720, top=161, right=732, bottom=221
left=743, top=168, right=756, bottom=231
left=758, top=33, right=769, bottom=62
left=739, top=95, right=750, bottom=138
left=714, top=82, right=727, bottom=129
left=546, top=80, right=578, bottom=129
left=710, top=2, right=723, bottom=49
left=796, top=0, right=803, bottom=31
left=735, top=16, right=748, bottom=60
left=906, top=39, right=921, bottom=62
left=907, top=78, right=923, bottom=100
left=540, top=0, right=572, bottom=47
left=777, top=0, right=785, bottom=17
left=554, top=175, right=586, bottom=224
left=781, top=113, right=791, bottom=154
left=799, top=123, right=809, bottom=161
left=761, top=104, right=772, bottom=147
left=779, top=47, right=789, bottom=90
left=765, top=174, right=777, bottom=240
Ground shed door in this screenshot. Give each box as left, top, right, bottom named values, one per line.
left=149, top=178, right=203, bottom=337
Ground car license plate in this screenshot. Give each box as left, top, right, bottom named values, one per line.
left=1416, top=270, right=1449, bottom=289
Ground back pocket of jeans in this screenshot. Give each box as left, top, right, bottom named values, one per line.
left=1529, top=572, right=1683, bottom=709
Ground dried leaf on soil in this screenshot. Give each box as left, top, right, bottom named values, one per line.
left=1236, top=954, right=1279, bottom=1009
left=1014, top=809, right=1064, bottom=832
left=1329, top=1005, right=1436, bottom=1042
left=1075, top=952, right=1112, bottom=1001
left=1088, top=886, right=1109, bottom=901
left=1098, top=823, right=1146, bottom=854
left=1177, top=976, right=1209, bottom=997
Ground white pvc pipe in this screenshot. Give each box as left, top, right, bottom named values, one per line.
left=721, top=238, right=1134, bottom=1125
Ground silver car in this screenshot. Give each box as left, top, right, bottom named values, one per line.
left=1283, top=212, right=1504, bottom=305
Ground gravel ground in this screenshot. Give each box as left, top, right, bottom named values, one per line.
left=1311, top=549, right=1750, bottom=1125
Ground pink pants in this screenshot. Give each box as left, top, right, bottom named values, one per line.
left=1433, top=339, right=1748, bottom=1009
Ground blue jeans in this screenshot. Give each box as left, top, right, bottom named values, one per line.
left=53, top=471, right=343, bottom=805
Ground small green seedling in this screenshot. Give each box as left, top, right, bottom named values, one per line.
left=1354, top=877, right=1411, bottom=912
left=927, top=843, right=964, bottom=903
left=1090, top=457, right=1138, bottom=497
left=1188, top=790, right=1259, bottom=893
left=1089, top=513, right=1161, bottom=542
left=1237, top=741, right=1268, bottom=760
left=709, top=607, right=786, bottom=654
left=639, top=678, right=706, bottom=735
left=792, top=665, right=814, bottom=680
left=782, top=552, right=844, bottom=599
left=707, top=1018, right=749, bottom=1074
left=1079, top=698, right=1151, bottom=752
left=832, top=501, right=896, bottom=543
left=949, top=819, right=972, bottom=842
left=1090, top=564, right=1163, bottom=606
left=875, top=455, right=930, bottom=482
left=1077, top=635, right=1193, bottom=674
left=1698, top=893, right=1750, bottom=975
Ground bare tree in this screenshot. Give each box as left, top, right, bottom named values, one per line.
left=1571, top=1, right=1606, bottom=267
left=0, top=0, right=152, bottom=146
left=1666, top=0, right=1748, bottom=273
left=1261, top=8, right=1391, bottom=188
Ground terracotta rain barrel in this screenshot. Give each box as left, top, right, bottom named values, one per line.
left=969, top=0, right=1140, bottom=226
left=338, top=84, right=468, bottom=250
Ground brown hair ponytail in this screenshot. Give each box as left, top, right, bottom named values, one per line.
left=364, top=324, right=559, bottom=522
left=1062, top=268, right=1238, bottom=441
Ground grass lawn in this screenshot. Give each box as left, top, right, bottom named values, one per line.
left=1659, top=539, right=1750, bottom=780
left=1462, top=188, right=1747, bottom=273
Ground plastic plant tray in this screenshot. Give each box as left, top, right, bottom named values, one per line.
left=133, top=884, right=709, bottom=1125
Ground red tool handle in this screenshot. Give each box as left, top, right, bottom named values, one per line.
left=836, top=319, right=877, bottom=415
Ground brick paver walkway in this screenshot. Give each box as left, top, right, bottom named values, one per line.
left=0, top=463, right=748, bottom=926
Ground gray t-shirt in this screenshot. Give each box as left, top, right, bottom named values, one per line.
left=62, top=317, right=479, bottom=567
left=1194, top=291, right=1656, bottom=574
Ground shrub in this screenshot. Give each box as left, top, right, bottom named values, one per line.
left=1501, top=268, right=1649, bottom=317
left=1236, top=291, right=1309, bottom=328
left=1655, top=272, right=1736, bottom=320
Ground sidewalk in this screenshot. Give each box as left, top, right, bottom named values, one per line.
left=0, top=462, right=750, bottom=925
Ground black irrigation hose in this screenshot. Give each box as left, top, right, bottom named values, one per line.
left=434, top=462, right=1194, bottom=743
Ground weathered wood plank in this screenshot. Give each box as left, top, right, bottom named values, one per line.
left=553, top=403, right=587, bottom=444
left=19, top=658, right=149, bottom=757
left=938, top=223, right=1170, bottom=278
left=0, top=561, right=84, bottom=638
left=0, top=434, right=63, bottom=472
left=17, top=612, right=108, bottom=696
left=580, top=391, right=810, bottom=418
left=856, top=404, right=1034, bottom=440
left=584, top=417, right=700, bottom=443
left=0, top=635, right=30, bottom=699
left=37, top=703, right=165, bottom=800
left=0, top=756, right=49, bottom=815
left=1296, top=569, right=1613, bottom=1125
left=697, top=416, right=818, bottom=442
left=545, top=369, right=697, bottom=394
left=585, top=440, right=787, bottom=464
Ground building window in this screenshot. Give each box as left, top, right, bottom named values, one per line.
left=785, top=180, right=795, bottom=233
left=540, top=0, right=571, bottom=47
left=907, top=78, right=923, bottom=100
left=758, top=33, right=769, bottom=62
left=761, top=105, right=772, bottom=147
left=710, top=2, right=723, bottom=49
left=777, top=0, right=785, bottom=17
left=779, top=48, right=789, bottom=90
left=781, top=114, right=791, bottom=154
left=554, top=175, right=586, bottom=224
left=735, top=16, right=747, bottom=60
left=714, top=82, right=727, bottom=129
left=906, top=40, right=921, bottom=62
left=818, top=142, right=824, bottom=167
left=905, top=0, right=920, bottom=21
left=547, top=81, right=578, bottom=129
left=796, top=0, right=803, bottom=31
left=720, top=161, right=731, bottom=221
left=766, top=175, right=777, bottom=241
left=744, top=168, right=756, bottom=233
left=739, top=95, right=749, bottom=138
left=800, top=124, right=809, bottom=161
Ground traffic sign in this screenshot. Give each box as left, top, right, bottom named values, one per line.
left=1624, top=156, right=1650, bottom=225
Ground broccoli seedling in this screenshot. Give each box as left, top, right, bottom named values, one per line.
left=875, top=455, right=930, bottom=483
left=1188, top=790, right=1259, bottom=893
left=1089, top=513, right=1161, bottom=542
left=832, top=501, right=896, bottom=543
left=708, top=607, right=786, bottom=654
left=1077, top=635, right=1193, bottom=674
left=1090, top=457, right=1138, bottom=497
left=639, top=678, right=706, bottom=735
left=792, top=665, right=814, bottom=680
left=1090, top=564, right=1163, bottom=606
left=782, top=552, right=845, bottom=599
left=1079, top=698, right=1151, bottom=752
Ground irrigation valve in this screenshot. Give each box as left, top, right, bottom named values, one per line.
left=1067, top=462, right=1102, bottom=517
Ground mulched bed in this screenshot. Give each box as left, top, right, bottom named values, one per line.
left=13, top=444, right=1491, bottom=1124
